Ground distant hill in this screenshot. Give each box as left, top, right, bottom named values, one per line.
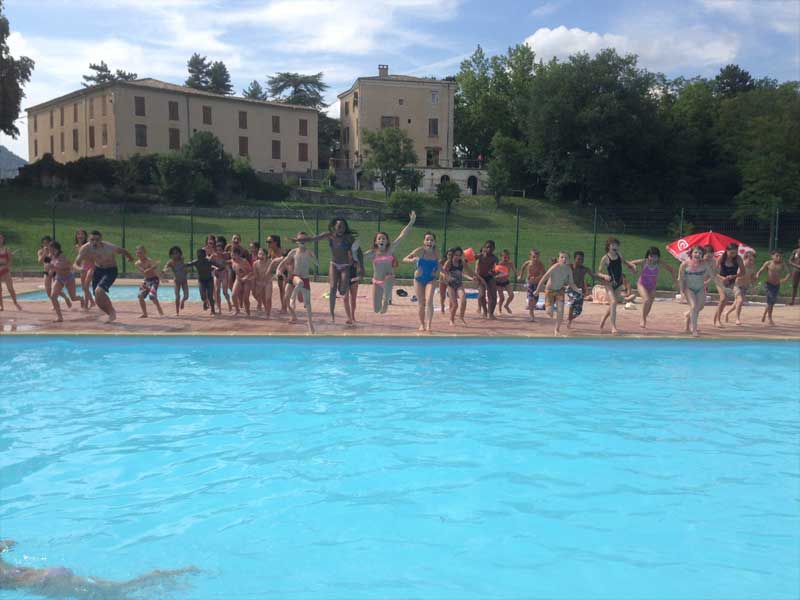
left=0, top=145, right=27, bottom=179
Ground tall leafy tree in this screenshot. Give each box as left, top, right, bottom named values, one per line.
left=318, top=112, right=340, bottom=169
left=713, top=64, right=754, bottom=98
left=185, top=53, right=211, bottom=91
left=242, top=80, right=267, bottom=100
left=207, top=61, right=233, bottom=95
left=362, top=127, right=418, bottom=197
left=267, top=72, right=328, bottom=110
left=0, top=0, right=34, bottom=137
left=81, top=61, right=137, bottom=87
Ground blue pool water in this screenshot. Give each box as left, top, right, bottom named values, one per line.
left=21, top=285, right=206, bottom=302
left=1, top=338, right=798, bottom=599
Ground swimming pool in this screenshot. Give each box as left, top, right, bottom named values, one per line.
left=1, top=338, right=798, bottom=599
left=20, top=284, right=206, bottom=302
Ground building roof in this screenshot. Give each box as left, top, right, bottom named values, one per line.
left=337, top=74, right=456, bottom=99
left=26, top=78, right=318, bottom=113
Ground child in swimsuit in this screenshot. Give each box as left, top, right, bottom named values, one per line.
left=475, top=240, right=499, bottom=320
left=274, top=232, right=319, bottom=333
left=535, top=251, right=583, bottom=336
left=596, top=237, right=637, bottom=335
left=789, top=239, right=800, bottom=306
left=162, top=245, right=190, bottom=316
left=252, top=247, right=280, bottom=319
left=360, top=211, right=415, bottom=314
left=495, top=249, right=516, bottom=314
left=403, top=231, right=440, bottom=332
left=230, top=246, right=254, bottom=316
left=45, top=241, right=84, bottom=322
left=678, top=245, right=711, bottom=337
left=724, top=250, right=756, bottom=326
left=38, top=236, right=71, bottom=310
left=187, top=248, right=216, bottom=315
left=568, top=250, right=594, bottom=324
left=713, top=243, right=744, bottom=329
left=756, top=250, right=790, bottom=326
left=630, top=246, right=677, bottom=330
left=135, top=245, right=164, bottom=318
left=305, top=219, right=358, bottom=324
left=0, top=232, right=21, bottom=311
left=438, top=249, right=453, bottom=313
left=519, top=248, right=546, bottom=322
left=442, top=246, right=477, bottom=326
left=74, top=228, right=95, bottom=309
left=211, top=240, right=233, bottom=312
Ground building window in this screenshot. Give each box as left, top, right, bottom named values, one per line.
left=272, top=140, right=281, bottom=159
left=426, top=148, right=440, bottom=167
left=238, top=136, right=249, bottom=157
left=202, top=105, right=212, bottom=125
left=299, top=119, right=308, bottom=136
left=398, top=98, right=404, bottom=106
left=49, top=135, right=53, bottom=154
left=101, top=124, right=108, bottom=146
left=33, top=114, right=37, bottom=133
left=72, top=129, right=79, bottom=151
left=73, top=103, right=78, bottom=123
left=343, top=127, right=350, bottom=145
left=89, top=126, right=95, bottom=149
left=169, top=128, right=180, bottom=150
left=134, top=96, right=146, bottom=117
left=431, top=91, right=439, bottom=105
left=298, top=142, right=308, bottom=162
left=344, top=101, right=349, bottom=116
left=428, top=118, right=439, bottom=137
left=59, top=106, right=64, bottom=126
left=89, top=98, right=94, bottom=119
left=238, top=111, right=248, bottom=129
left=169, top=101, right=179, bottom=121
left=272, top=115, right=280, bottom=133
left=49, top=110, right=53, bottom=128
left=135, top=124, right=147, bottom=147
left=381, top=116, right=399, bottom=129
left=101, top=95, right=107, bottom=117
left=59, top=131, right=64, bottom=153
left=34, top=139, right=38, bottom=157
left=353, top=91, right=358, bottom=107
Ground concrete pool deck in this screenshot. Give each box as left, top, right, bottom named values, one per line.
left=2, top=277, right=799, bottom=338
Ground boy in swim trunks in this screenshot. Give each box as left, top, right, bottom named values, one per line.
left=475, top=240, right=499, bottom=319
left=187, top=248, right=216, bottom=315
left=569, top=250, right=594, bottom=324
left=135, top=245, right=164, bottom=318
left=519, top=249, right=546, bottom=322
left=495, top=249, right=516, bottom=314
left=724, top=250, right=756, bottom=325
left=756, top=250, right=790, bottom=326
left=274, top=232, right=319, bottom=333
left=535, top=251, right=583, bottom=336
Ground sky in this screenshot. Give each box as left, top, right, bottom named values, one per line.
left=2, top=0, right=799, bottom=160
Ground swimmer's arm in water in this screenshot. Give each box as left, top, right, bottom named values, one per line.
left=390, top=211, right=416, bottom=250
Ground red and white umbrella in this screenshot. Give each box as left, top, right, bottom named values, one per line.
left=666, top=231, right=755, bottom=262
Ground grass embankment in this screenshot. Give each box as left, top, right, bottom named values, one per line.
left=0, top=186, right=789, bottom=294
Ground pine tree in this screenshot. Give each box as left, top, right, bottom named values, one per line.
left=207, top=61, right=233, bottom=95
left=185, top=53, right=211, bottom=91
left=82, top=61, right=137, bottom=87
left=242, top=80, right=267, bottom=100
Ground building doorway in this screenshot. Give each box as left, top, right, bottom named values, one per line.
left=467, top=175, right=478, bottom=195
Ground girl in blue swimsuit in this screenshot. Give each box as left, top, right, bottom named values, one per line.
left=404, top=231, right=440, bottom=332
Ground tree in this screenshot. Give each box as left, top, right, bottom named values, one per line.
left=180, top=131, right=232, bottom=192
left=267, top=72, right=328, bottom=110
left=436, top=180, right=461, bottom=215
left=242, top=80, right=267, bottom=100
left=318, top=112, right=340, bottom=169
left=0, top=0, right=34, bottom=137
left=207, top=61, right=233, bottom=95
left=185, top=53, right=211, bottom=91
left=81, top=61, right=137, bottom=87
left=362, top=127, right=418, bottom=197
left=487, top=159, right=511, bottom=208
left=714, top=64, right=754, bottom=98
left=398, top=168, right=423, bottom=192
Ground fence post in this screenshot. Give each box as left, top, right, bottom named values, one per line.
left=591, top=205, right=598, bottom=272
left=257, top=208, right=262, bottom=244
left=442, top=203, right=448, bottom=252
left=377, top=208, right=382, bottom=233
left=189, top=208, right=194, bottom=261
left=314, top=208, right=320, bottom=281
left=513, top=207, right=520, bottom=281
left=121, top=202, right=127, bottom=276
left=51, top=202, right=56, bottom=241
left=679, top=207, right=685, bottom=239
left=774, top=206, right=780, bottom=251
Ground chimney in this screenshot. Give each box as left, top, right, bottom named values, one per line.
left=378, top=64, right=389, bottom=77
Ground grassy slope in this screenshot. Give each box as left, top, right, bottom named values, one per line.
left=0, top=186, right=789, bottom=293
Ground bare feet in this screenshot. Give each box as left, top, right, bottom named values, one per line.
left=611, top=327, right=619, bottom=336
left=460, top=316, right=467, bottom=325
left=107, top=309, right=117, bottom=323
left=139, top=314, right=148, bottom=318
left=768, top=319, right=776, bottom=326
left=53, top=317, right=63, bottom=323
left=736, top=319, right=742, bottom=326
left=449, top=319, right=455, bottom=326
left=692, top=330, right=699, bottom=337
left=418, top=325, right=426, bottom=332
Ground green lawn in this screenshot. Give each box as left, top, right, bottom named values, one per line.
left=0, top=186, right=790, bottom=294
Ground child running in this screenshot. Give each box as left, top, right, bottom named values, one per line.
left=252, top=247, right=279, bottom=319
left=360, top=211, right=415, bottom=313
left=0, top=232, right=21, bottom=311
left=756, top=250, right=790, bottom=326
left=211, top=238, right=233, bottom=312
left=713, top=243, right=744, bottom=328
left=438, top=249, right=453, bottom=313
left=274, top=232, right=318, bottom=333
left=442, top=246, right=477, bottom=325
left=724, top=250, right=756, bottom=325
left=45, top=241, right=84, bottom=322
left=134, top=245, right=164, bottom=318
left=630, top=247, right=677, bottom=329
left=230, top=247, right=254, bottom=316
left=74, top=229, right=94, bottom=308
left=162, top=246, right=189, bottom=316
left=307, top=218, right=358, bottom=324
left=495, top=249, right=517, bottom=314
left=403, top=232, right=441, bottom=332
left=475, top=240, right=499, bottom=319
left=187, top=248, right=216, bottom=315
left=39, top=236, right=70, bottom=310
left=678, top=246, right=712, bottom=337
left=596, top=237, right=637, bottom=335
left=789, top=238, right=800, bottom=306
left=519, top=249, right=546, bottom=322
left=534, top=251, right=583, bottom=336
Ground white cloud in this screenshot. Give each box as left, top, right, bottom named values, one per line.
left=530, top=1, right=562, bottom=18
left=701, top=0, right=800, bottom=35
left=524, top=25, right=739, bottom=72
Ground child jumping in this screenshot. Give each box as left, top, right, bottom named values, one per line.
left=162, top=246, right=189, bottom=316
left=274, top=232, right=319, bottom=333
left=519, top=249, right=546, bottom=322
left=756, top=250, right=790, bottom=326
left=135, top=246, right=164, bottom=318
left=187, top=248, right=216, bottom=315
left=534, top=251, right=583, bottom=336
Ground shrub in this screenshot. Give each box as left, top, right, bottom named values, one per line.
left=387, top=191, right=425, bottom=220
left=157, top=154, right=202, bottom=205
left=286, top=175, right=300, bottom=187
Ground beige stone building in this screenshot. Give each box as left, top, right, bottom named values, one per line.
left=337, top=65, right=455, bottom=170
left=26, top=78, right=318, bottom=174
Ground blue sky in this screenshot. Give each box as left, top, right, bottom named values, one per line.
left=2, top=0, right=798, bottom=159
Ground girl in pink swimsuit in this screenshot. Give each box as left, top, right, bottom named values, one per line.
left=0, top=232, right=21, bottom=311
left=631, top=247, right=677, bottom=329
left=360, top=211, right=415, bottom=314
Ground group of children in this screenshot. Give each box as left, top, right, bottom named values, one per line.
left=0, top=224, right=798, bottom=335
